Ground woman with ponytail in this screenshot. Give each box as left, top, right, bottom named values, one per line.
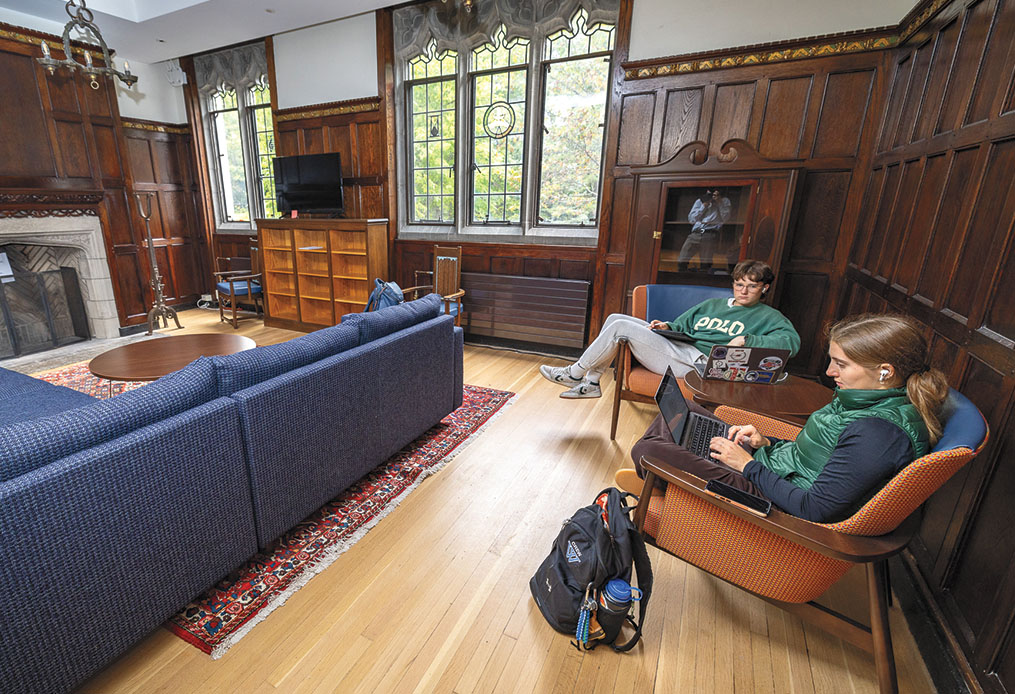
left=616, top=313, right=950, bottom=523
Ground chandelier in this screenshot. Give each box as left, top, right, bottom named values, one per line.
left=37, top=0, right=137, bottom=90
left=442, top=0, right=476, bottom=12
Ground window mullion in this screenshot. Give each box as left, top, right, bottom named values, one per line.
left=522, top=40, right=545, bottom=235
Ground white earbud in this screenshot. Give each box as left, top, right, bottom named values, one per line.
left=879, top=368, right=889, bottom=383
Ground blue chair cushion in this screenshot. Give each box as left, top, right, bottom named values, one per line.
left=0, top=367, right=97, bottom=426
left=217, top=280, right=261, bottom=296
left=645, top=284, right=733, bottom=321
left=340, top=293, right=442, bottom=345
left=934, top=389, right=988, bottom=453
left=0, top=356, right=218, bottom=482
left=210, top=322, right=359, bottom=396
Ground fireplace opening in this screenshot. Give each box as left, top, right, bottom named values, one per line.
left=0, top=247, right=90, bottom=359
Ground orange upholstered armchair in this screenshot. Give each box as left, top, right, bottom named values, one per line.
left=632, top=389, right=988, bottom=693
left=611, top=284, right=732, bottom=439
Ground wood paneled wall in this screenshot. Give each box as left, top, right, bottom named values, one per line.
left=845, top=0, right=1015, bottom=690
left=596, top=46, right=890, bottom=374
left=122, top=120, right=209, bottom=307
left=274, top=98, right=388, bottom=222
left=0, top=27, right=151, bottom=326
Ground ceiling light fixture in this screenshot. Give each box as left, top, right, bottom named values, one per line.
left=442, top=0, right=476, bottom=12
left=37, top=0, right=137, bottom=90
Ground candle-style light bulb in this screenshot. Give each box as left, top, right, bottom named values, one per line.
left=84, top=50, right=93, bottom=67
left=124, top=60, right=130, bottom=72
left=40, top=40, right=51, bottom=58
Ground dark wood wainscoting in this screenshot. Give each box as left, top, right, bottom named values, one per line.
left=394, top=239, right=596, bottom=346
left=275, top=97, right=388, bottom=225
left=123, top=120, right=209, bottom=308
left=598, top=46, right=890, bottom=375
left=0, top=25, right=149, bottom=327
left=846, top=0, right=1015, bottom=691
left=212, top=233, right=255, bottom=262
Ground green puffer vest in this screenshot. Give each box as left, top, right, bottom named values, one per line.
left=753, top=387, right=929, bottom=490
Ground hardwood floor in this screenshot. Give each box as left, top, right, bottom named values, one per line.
left=78, top=309, right=936, bottom=693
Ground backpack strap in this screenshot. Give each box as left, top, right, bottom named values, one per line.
left=611, top=526, right=652, bottom=652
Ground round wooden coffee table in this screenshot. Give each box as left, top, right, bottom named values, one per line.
left=683, top=369, right=832, bottom=424
left=89, top=334, right=256, bottom=387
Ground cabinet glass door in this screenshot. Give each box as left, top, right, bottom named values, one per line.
left=657, top=183, right=753, bottom=283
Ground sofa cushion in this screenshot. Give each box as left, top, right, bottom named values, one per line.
left=211, top=322, right=359, bottom=396
left=0, top=356, right=218, bottom=483
left=340, top=293, right=441, bottom=345
left=0, top=367, right=97, bottom=425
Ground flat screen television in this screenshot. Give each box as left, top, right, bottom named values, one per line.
left=273, top=153, right=344, bottom=217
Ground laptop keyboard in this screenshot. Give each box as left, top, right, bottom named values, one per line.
left=685, top=415, right=728, bottom=458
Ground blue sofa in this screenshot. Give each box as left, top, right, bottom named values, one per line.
left=0, top=294, right=463, bottom=694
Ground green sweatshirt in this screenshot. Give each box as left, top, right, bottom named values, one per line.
left=667, top=297, right=801, bottom=357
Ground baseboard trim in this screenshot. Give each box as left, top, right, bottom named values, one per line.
left=892, top=551, right=981, bottom=694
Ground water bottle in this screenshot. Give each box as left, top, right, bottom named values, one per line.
left=597, top=579, right=642, bottom=644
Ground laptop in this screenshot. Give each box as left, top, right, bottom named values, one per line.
left=700, top=345, right=791, bottom=385
left=654, top=366, right=729, bottom=458
left=651, top=327, right=697, bottom=344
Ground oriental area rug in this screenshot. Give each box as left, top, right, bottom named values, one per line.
left=30, top=364, right=513, bottom=658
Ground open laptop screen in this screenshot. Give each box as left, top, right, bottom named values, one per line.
left=654, top=367, right=690, bottom=446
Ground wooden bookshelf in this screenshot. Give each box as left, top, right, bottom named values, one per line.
left=256, top=218, right=389, bottom=331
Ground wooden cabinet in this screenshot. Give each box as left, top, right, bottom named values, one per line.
left=626, top=141, right=799, bottom=298
left=256, top=218, right=389, bottom=331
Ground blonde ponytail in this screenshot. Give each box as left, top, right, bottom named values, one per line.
left=906, top=368, right=949, bottom=445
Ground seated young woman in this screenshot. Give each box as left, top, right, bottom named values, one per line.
left=539, top=260, right=801, bottom=398
left=616, top=314, right=949, bottom=523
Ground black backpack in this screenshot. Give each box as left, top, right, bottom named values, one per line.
left=529, top=487, right=653, bottom=651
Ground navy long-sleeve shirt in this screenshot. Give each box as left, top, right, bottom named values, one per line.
left=742, top=417, right=915, bottom=523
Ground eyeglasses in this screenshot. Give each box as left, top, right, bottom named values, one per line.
left=733, top=282, right=762, bottom=292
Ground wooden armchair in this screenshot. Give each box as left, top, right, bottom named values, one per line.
left=611, top=283, right=732, bottom=439
left=403, top=245, right=465, bottom=326
left=214, top=252, right=263, bottom=329
left=632, top=390, right=988, bottom=693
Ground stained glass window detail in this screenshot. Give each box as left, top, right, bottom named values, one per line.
left=408, top=40, right=458, bottom=223
left=471, top=27, right=529, bottom=225
left=544, top=9, right=615, bottom=60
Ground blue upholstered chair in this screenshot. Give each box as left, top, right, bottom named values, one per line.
left=610, top=283, right=733, bottom=439
left=215, top=251, right=263, bottom=329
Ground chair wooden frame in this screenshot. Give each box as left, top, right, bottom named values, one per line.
left=403, top=245, right=465, bottom=325
left=214, top=254, right=263, bottom=329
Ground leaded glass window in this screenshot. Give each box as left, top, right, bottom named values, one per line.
left=470, top=27, right=528, bottom=225
left=407, top=40, right=458, bottom=224
left=248, top=80, right=277, bottom=219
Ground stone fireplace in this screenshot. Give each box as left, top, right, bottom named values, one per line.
left=0, top=214, right=120, bottom=340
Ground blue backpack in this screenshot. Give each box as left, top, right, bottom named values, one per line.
left=364, top=279, right=403, bottom=312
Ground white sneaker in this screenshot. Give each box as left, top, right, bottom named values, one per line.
left=539, top=364, right=582, bottom=387
left=560, top=381, right=601, bottom=399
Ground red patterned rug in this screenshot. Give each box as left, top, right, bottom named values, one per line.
left=166, top=383, right=513, bottom=658
left=31, top=361, right=145, bottom=397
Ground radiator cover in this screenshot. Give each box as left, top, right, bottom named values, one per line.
left=459, top=272, right=590, bottom=349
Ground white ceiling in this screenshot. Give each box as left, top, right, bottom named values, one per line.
left=0, top=0, right=396, bottom=63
